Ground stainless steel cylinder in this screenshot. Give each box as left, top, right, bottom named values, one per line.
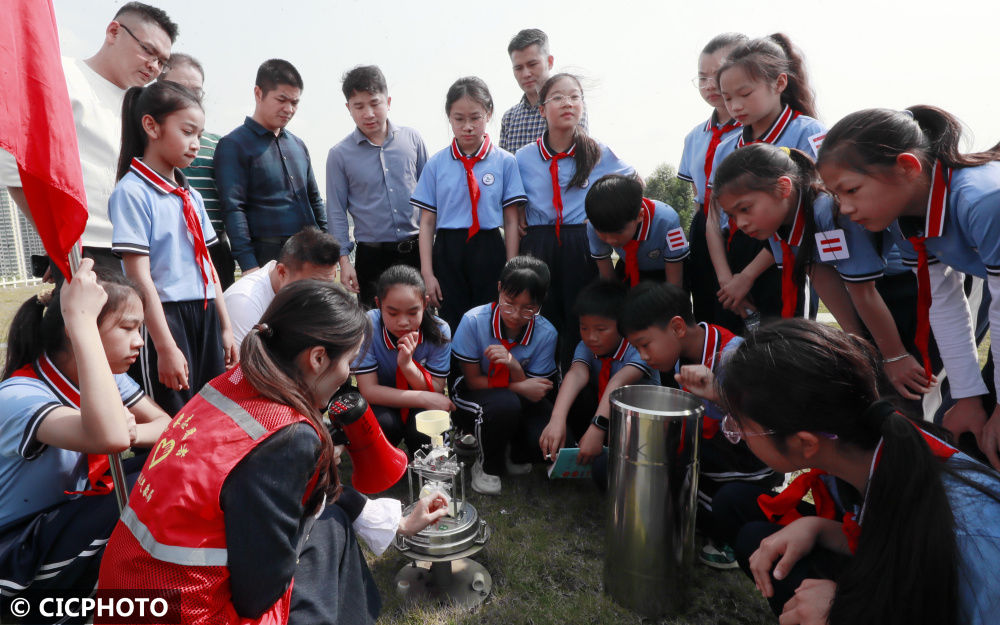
left=604, top=385, right=703, bottom=618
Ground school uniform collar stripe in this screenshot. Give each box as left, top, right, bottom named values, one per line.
left=35, top=353, right=82, bottom=408
left=611, top=338, right=630, bottom=361
left=450, top=134, right=493, bottom=161
left=698, top=322, right=720, bottom=371
left=737, top=105, right=798, bottom=148
left=129, top=157, right=186, bottom=195
left=703, top=110, right=741, bottom=133
left=537, top=136, right=576, bottom=161
left=774, top=193, right=806, bottom=247
left=635, top=199, right=655, bottom=241
left=381, top=324, right=422, bottom=350
left=490, top=302, right=534, bottom=345
left=924, top=161, right=951, bottom=239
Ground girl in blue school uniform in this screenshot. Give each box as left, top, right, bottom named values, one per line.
left=515, top=73, right=634, bottom=368
left=109, top=80, right=237, bottom=416
left=817, top=106, right=1000, bottom=470
left=584, top=174, right=690, bottom=287
left=713, top=143, right=935, bottom=402
left=451, top=256, right=558, bottom=495
left=678, top=32, right=748, bottom=323
left=413, top=76, right=526, bottom=331
left=681, top=320, right=1000, bottom=624
left=352, top=265, right=454, bottom=454
left=704, top=34, right=827, bottom=332
left=0, top=261, right=170, bottom=601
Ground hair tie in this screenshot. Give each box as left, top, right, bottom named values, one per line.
left=36, top=290, right=54, bottom=307
left=779, top=146, right=792, bottom=155
left=901, top=109, right=914, bottom=119
left=254, top=322, right=273, bottom=338
left=862, top=398, right=897, bottom=430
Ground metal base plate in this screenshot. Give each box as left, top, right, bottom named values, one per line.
left=394, top=558, right=492, bottom=608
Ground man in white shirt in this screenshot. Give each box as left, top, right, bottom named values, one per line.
left=0, top=2, right=177, bottom=275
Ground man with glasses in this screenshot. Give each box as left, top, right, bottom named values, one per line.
left=0, top=2, right=178, bottom=277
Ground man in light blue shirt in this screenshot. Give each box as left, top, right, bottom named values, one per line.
left=326, top=65, right=428, bottom=307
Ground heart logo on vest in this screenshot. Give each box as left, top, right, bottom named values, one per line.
left=148, top=438, right=176, bottom=469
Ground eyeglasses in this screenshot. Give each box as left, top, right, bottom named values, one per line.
left=542, top=94, right=584, bottom=106
left=691, top=75, right=717, bottom=89
left=498, top=302, right=540, bottom=319
left=117, top=22, right=170, bottom=69
left=720, top=414, right=776, bottom=445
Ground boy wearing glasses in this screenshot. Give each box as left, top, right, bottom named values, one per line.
left=450, top=256, right=557, bottom=495
left=619, top=281, right=779, bottom=569
left=0, top=2, right=177, bottom=277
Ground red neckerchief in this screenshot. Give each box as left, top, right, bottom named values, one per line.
left=622, top=199, right=655, bottom=287
left=537, top=136, right=576, bottom=244
left=773, top=192, right=807, bottom=318
left=452, top=135, right=492, bottom=240
left=689, top=322, right=737, bottom=439
left=486, top=302, right=535, bottom=388
left=907, top=160, right=950, bottom=380
left=382, top=325, right=434, bottom=424
left=725, top=105, right=801, bottom=249
left=701, top=114, right=740, bottom=213
left=11, top=354, right=117, bottom=496
left=130, top=158, right=216, bottom=307
left=595, top=338, right=631, bottom=398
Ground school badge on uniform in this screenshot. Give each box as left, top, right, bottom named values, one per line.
left=647, top=249, right=661, bottom=259
left=816, top=229, right=850, bottom=261
left=666, top=227, right=687, bottom=251
left=482, top=173, right=495, bottom=186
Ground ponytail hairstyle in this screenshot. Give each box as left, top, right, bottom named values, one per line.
left=718, top=319, right=966, bottom=625
left=3, top=270, right=143, bottom=380
left=712, top=144, right=824, bottom=287
left=538, top=73, right=602, bottom=189
left=716, top=33, right=816, bottom=119
left=375, top=264, right=448, bottom=346
left=117, top=80, right=203, bottom=181
left=240, top=280, right=371, bottom=513
left=817, top=105, right=1000, bottom=176
left=445, top=76, right=494, bottom=118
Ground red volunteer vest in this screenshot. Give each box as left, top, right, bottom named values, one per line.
left=97, top=367, right=321, bottom=625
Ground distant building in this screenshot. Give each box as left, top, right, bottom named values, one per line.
left=0, top=186, right=46, bottom=281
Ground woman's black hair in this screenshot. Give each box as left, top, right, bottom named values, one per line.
left=538, top=73, right=602, bottom=189
left=817, top=105, right=1000, bottom=175
left=445, top=76, right=494, bottom=118
left=712, top=144, right=823, bottom=287
left=3, top=270, right=143, bottom=380
left=117, top=80, right=203, bottom=181
left=240, top=280, right=371, bottom=514
left=375, top=264, right=448, bottom=346
left=574, top=278, right=628, bottom=321
left=718, top=319, right=1000, bottom=625
left=498, top=255, right=550, bottom=305
left=701, top=32, right=749, bottom=55
left=584, top=174, right=643, bottom=233
left=716, top=33, right=816, bottom=119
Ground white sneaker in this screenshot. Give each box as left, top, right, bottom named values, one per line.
left=505, top=446, right=532, bottom=475
left=471, top=460, right=502, bottom=495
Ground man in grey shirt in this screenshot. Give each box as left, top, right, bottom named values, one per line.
left=326, top=65, right=428, bottom=307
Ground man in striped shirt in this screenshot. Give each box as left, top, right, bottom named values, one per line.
left=160, top=54, right=236, bottom=289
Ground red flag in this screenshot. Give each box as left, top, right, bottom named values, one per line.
left=0, top=0, right=87, bottom=280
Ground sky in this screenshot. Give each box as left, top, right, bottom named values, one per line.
left=54, top=0, right=999, bottom=193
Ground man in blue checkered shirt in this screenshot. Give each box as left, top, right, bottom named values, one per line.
left=499, top=28, right=588, bottom=155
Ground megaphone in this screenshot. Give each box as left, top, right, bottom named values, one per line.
left=327, top=392, right=408, bottom=494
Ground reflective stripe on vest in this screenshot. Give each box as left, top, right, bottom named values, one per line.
left=119, top=505, right=228, bottom=566
left=198, top=384, right=267, bottom=440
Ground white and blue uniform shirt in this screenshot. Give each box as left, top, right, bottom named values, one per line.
left=889, top=162, right=1000, bottom=278
left=678, top=112, right=742, bottom=206
left=351, top=309, right=452, bottom=385
left=516, top=137, right=634, bottom=226
left=452, top=303, right=558, bottom=378
left=766, top=192, right=886, bottom=283
left=110, top=160, right=218, bottom=303
left=674, top=323, right=743, bottom=425
left=572, top=338, right=659, bottom=387
left=0, top=354, right=144, bottom=529
left=588, top=198, right=690, bottom=269
left=410, top=136, right=526, bottom=231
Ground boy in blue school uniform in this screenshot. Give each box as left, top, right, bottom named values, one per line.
left=327, top=65, right=429, bottom=308
left=584, top=174, right=689, bottom=288
left=619, top=282, right=780, bottom=568
left=450, top=256, right=557, bottom=495
left=539, top=279, right=658, bottom=466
